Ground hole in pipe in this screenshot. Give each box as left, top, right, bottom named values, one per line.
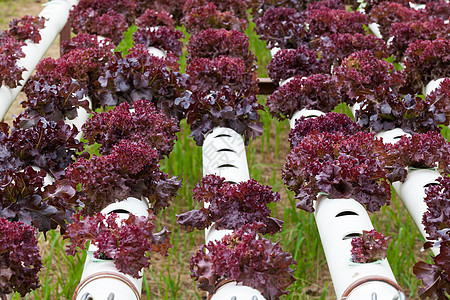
left=336, top=211, right=359, bottom=217
left=215, top=134, right=231, bottom=138
left=424, top=182, right=438, bottom=188
left=225, top=181, right=237, bottom=185
left=218, top=148, right=235, bottom=153
left=218, top=164, right=237, bottom=168
left=342, top=232, right=361, bottom=240
left=109, top=209, right=130, bottom=214
left=393, top=136, right=403, bottom=140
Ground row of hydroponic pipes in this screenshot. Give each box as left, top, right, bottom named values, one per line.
left=0, top=0, right=447, bottom=299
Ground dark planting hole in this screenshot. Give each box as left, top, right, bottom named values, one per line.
left=343, top=232, right=361, bottom=240
left=304, top=115, right=318, bottom=118
left=218, top=148, right=235, bottom=153
left=424, top=182, right=438, bottom=188
left=336, top=211, right=359, bottom=217
left=225, top=181, right=237, bottom=185
left=109, top=209, right=129, bottom=214
left=218, top=164, right=237, bottom=168
left=215, top=134, right=231, bottom=138
left=393, top=136, right=403, bottom=140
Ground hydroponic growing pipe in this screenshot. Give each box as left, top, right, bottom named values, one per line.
left=73, top=197, right=150, bottom=300
left=289, top=113, right=405, bottom=300
left=202, top=127, right=265, bottom=300
left=0, top=0, right=79, bottom=120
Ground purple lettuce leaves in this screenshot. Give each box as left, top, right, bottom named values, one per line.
left=423, top=175, right=449, bottom=242
left=134, top=26, right=184, bottom=58
left=0, top=218, right=42, bottom=298
left=266, top=74, right=343, bottom=121
left=0, top=166, right=79, bottom=234
left=369, top=2, right=424, bottom=40
left=413, top=236, right=450, bottom=300
left=182, top=2, right=247, bottom=35
left=8, top=15, right=45, bottom=43
left=1, top=115, right=83, bottom=179
left=389, top=132, right=450, bottom=173
left=0, top=35, right=26, bottom=89
left=423, top=0, right=450, bottom=21
left=179, top=87, right=263, bottom=146
left=283, top=132, right=393, bottom=213
left=64, top=211, right=171, bottom=278
left=306, top=8, right=369, bottom=38
left=254, top=7, right=308, bottom=50
left=65, top=140, right=181, bottom=215
left=190, top=223, right=296, bottom=299
left=69, top=0, right=134, bottom=45
left=186, top=55, right=258, bottom=94
left=22, top=57, right=88, bottom=122
left=268, top=46, right=327, bottom=82
left=134, top=0, right=186, bottom=23
left=177, top=175, right=282, bottom=234
left=183, top=0, right=248, bottom=21
left=289, top=112, right=361, bottom=149
left=334, top=50, right=405, bottom=104
left=403, top=39, right=450, bottom=93
left=428, top=78, right=450, bottom=126
left=388, top=19, right=449, bottom=61
left=82, top=100, right=180, bottom=158
left=355, top=92, right=447, bottom=134
left=312, top=33, right=388, bottom=69
left=187, top=28, right=257, bottom=71
left=97, top=45, right=189, bottom=119
left=135, top=9, right=175, bottom=28
left=351, top=229, right=389, bottom=263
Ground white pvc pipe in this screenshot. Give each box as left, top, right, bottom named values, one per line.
left=202, top=127, right=250, bottom=184
left=202, top=127, right=265, bottom=300
left=425, top=78, right=446, bottom=96
left=314, top=195, right=403, bottom=299
left=375, top=128, right=411, bottom=145
left=64, top=95, right=92, bottom=140
left=0, top=0, right=78, bottom=120
left=74, top=197, right=150, bottom=300
left=147, top=46, right=166, bottom=58
left=393, top=168, right=441, bottom=255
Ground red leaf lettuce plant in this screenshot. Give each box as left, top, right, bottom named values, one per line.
left=178, top=87, right=263, bottom=146
left=312, top=33, right=388, bottom=70
left=187, top=28, right=257, bottom=71
left=97, top=45, right=189, bottom=119
left=289, top=112, right=361, bottom=149
left=190, top=223, right=296, bottom=300
left=66, top=140, right=181, bottom=215
left=133, top=9, right=184, bottom=58
left=388, top=132, right=450, bottom=174
left=334, top=50, right=405, bottom=105
left=413, top=175, right=450, bottom=299
left=0, top=116, right=82, bottom=234
left=183, top=0, right=248, bottom=21
left=69, top=0, right=134, bottom=45
left=254, top=7, right=307, bottom=50
left=388, top=19, right=449, bottom=61
left=266, top=74, right=343, bottom=121
left=351, top=229, right=389, bottom=263
left=182, top=2, right=247, bottom=35
left=177, top=174, right=283, bottom=234
left=0, top=15, right=45, bottom=89
left=186, top=55, right=258, bottom=94
left=0, top=218, right=43, bottom=299
left=64, top=211, right=171, bottom=278
left=403, top=39, right=450, bottom=93
left=268, top=46, right=327, bottom=83
left=369, top=2, right=424, bottom=40
left=283, top=130, right=396, bottom=213
left=82, top=100, right=180, bottom=158
left=306, top=8, right=369, bottom=38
